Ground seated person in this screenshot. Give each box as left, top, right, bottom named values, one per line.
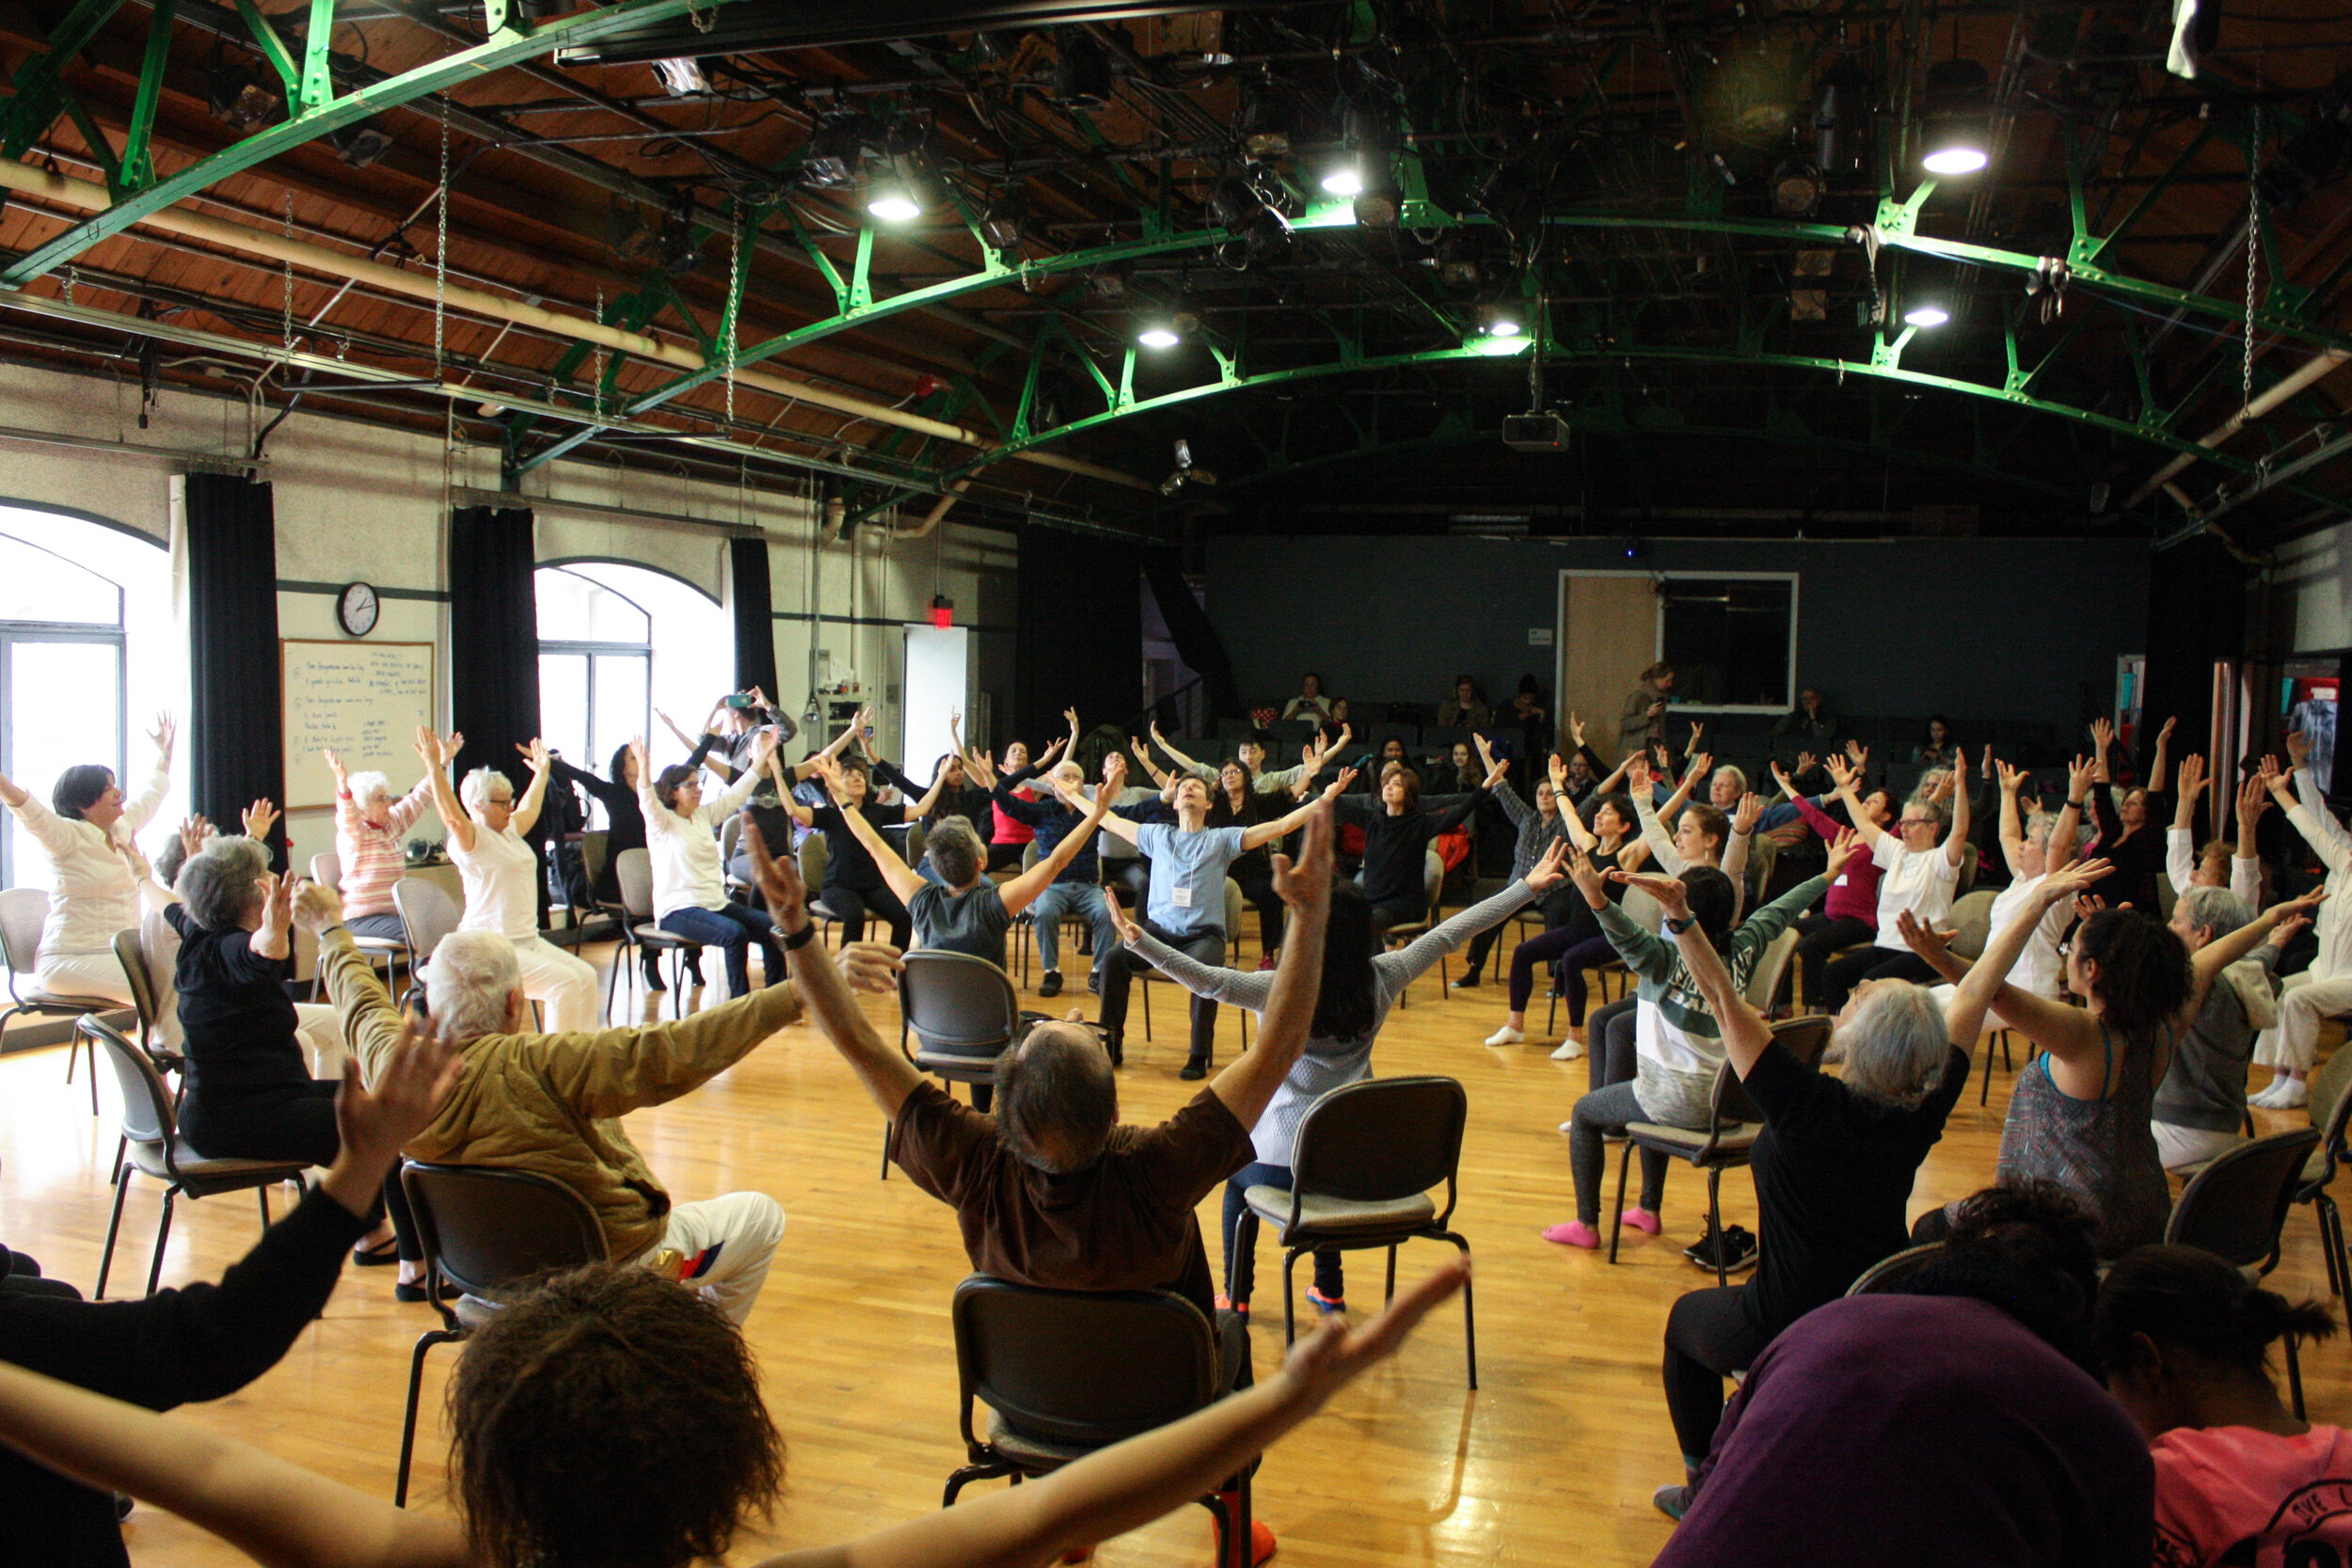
left=322, top=749, right=435, bottom=942
left=772, top=749, right=925, bottom=950
left=630, top=734, right=785, bottom=1002
left=1817, top=746, right=1972, bottom=1010
left=2252, top=754, right=2352, bottom=1109
left=2097, top=1243, right=2349, bottom=1567
left=1437, top=674, right=1492, bottom=732
left=1656, top=1182, right=2155, bottom=1568
left=2166, top=754, right=2265, bottom=909
left=1280, top=671, right=1334, bottom=724
left=0, top=1016, right=457, bottom=1567
left=300, top=880, right=809, bottom=1323
left=2153, top=887, right=2297, bottom=1170
left=993, top=753, right=1141, bottom=997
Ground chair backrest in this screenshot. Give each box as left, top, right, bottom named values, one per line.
left=2168, top=1128, right=2324, bottom=1272
left=0, top=885, right=46, bottom=978
left=1945, top=889, right=1998, bottom=960
left=1846, top=1242, right=1945, bottom=1295
left=392, top=876, right=462, bottom=966
left=578, top=831, right=610, bottom=898
left=719, top=816, right=740, bottom=870
left=1769, top=1013, right=1835, bottom=1069
left=613, top=847, right=657, bottom=921
left=1021, top=839, right=1040, bottom=873
left=1954, top=839, right=1981, bottom=895
left=951, top=1275, right=1218, bottom=1449
left=1710, top=1059, right=1766, bottom=1131
left=904, top=818, right=928, bottom=868
left=2309, top=1043, right=2352, bottom=1171
left=1223, top=876, right=1245, bottom=942
left=83, top=1015, right=172, bottom=1147
left=310, top=852, right=342, bottom=893
left=1618, top=885, right=1666, bottom=938
left=797, top=832, right=828, bottom=895
left=1291, top=1076, right=1467, bottom=1213
left=112, top=928, right=160, bottom=1048
left=399, top=1160, right=609, bottom=1300
left=1744, top=927, right=1800, bottom=1010
left=899, top=950, right=1021, bottom=1056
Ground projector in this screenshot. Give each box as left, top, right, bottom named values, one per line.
left=1501, top=412, right=1572, bottom=451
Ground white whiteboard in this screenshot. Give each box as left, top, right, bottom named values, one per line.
left=902, top=624, right=969, bottom=778
left=281, top=640, right=437, bottom=810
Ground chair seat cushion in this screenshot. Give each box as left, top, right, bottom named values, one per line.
left=984, top=1407, right=1093, bottom=1470
left=1625, top=1121, right=1758, bottom=1160
left=349, top=935, right=408, bottom=954
left=125, top=1139, right=309, bottom=1189
left=914, top=1050, right=1003, bottom=1081
left=632, top=924, right=695, bottom=949
left=1245, top=1184, right=1438, bottom=1233
left=23, top=990, right=119, bottom=1012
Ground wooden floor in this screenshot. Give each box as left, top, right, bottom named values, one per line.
left=5, top=932, right=2348, bottom=1567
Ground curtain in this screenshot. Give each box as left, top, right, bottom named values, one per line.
left=2141, top=535, right=2245, bottom=779
left=729, top=534, right=780, bottom=701
left=1142, top=548, right=1242, bottom=722
left=183, top=474, right=285, bottom=866
left=448, top=506, right=541, bottom=793
left=1015, top=531, right=1141, bottom=749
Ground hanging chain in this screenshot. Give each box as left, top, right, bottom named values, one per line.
left=725, top=200, right=742, bottom=428
left=592, top=285, right=606, bottom=418
left=2247, top=101, right=2262, bottom=412
left=435, top=111, right=451, bottom=373
left=282, top=192, right=295, bottom=354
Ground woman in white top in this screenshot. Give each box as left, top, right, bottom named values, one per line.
left=1818, top=745, right=1971, bottom=1010
left=628, top=734, right=776, bottom=1001
left=1982, top=755, right=2085, bottom=1001
left=0, top=716, right=174, bottom=1004
left=413, top=727, right=599, bottom=1032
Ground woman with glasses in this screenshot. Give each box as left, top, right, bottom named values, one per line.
left=1814, top=745, right=1973, bottom=1011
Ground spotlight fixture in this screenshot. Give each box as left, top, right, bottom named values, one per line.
left=1478, top=301, right=1523, bottom=338
left=206, top=53, right=276, bottom=129
left=330, top=123, right=394, bottom=168
left=1319, top=165, right=1365, bottom=198
left=651, top=56, right=707, bottom=96
left=865, top=156, right=927, bottom=223
left=1136, top=325, right=1182, bottom=349
left=658, top=193, right=699, bottom=277
left=1159, top=438, right=1195, bottom=497
left=1051, top=30, right=1115, bottom=109
left=1919, top=58, right=1991, bottom=175
left=979, top=182, right=1027, bottom=250
left=1770, top=158, right=1825, bottom=217
left=1352, top=164, right=1402, bottom=228
left=1087, top=261, right=1132, bottom=299
left=1240, top=91, right=1295, bottom=159
left=1208, top=177, right=1291, bottom=263
left=1903, top=303, right=1950, bottom=327
left=799, top=111, right=874, bottom=188
left=1339, top=103, right=1400, bottom=226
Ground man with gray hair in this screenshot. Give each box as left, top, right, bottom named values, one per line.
left=294, top=878, right=882, bottom=1323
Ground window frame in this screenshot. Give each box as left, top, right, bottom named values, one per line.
left=0, top=534, right=130, bottom=889
left=534, top=566, right=654, bottom=801
left=1648, top=570, right=1802, bottom=716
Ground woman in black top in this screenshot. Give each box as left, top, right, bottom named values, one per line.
left=549, top=742, right=644, bottom=903
left=781, top=755, right=918, bottom=948
left=1631, top=841, right=1979, bottom=1519
left=1336, top=762, right=1495, bottom=939
left=1210, top=759, right=1288, bottom=958
left=2085, top=714, right=2174, bottom=911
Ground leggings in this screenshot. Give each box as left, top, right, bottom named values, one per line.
left=1222, top=1161, right=1343, bottom=1306
left=1793, top=912, right=1876, bottom=1010
left=816, top=883, right=913, bottom=949
left=1662, top=1285, right=1773, bottom=1470
left=1232, top=870, right=1284, bottom=955
left=1586, top=997, right=1639, bottom=1089
left=1568, top=1080, right=1670, bottom=1226
left=1509, top=927, right=1618, bottom=1022
left=1819, top=946, right=1941, bottom=1013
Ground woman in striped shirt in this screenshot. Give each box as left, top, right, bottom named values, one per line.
left=323, top=749, right=433, bottom=942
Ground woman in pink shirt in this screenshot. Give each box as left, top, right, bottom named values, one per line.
left=323, top=748, right=433, bottom=942
left=2098, top=1243, right=2349, bottom=1568
left=1769, top=758, right=1893, bottom=1012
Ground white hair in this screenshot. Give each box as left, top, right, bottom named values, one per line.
left=2024, top=809, right=2058, bottom=848
left=1836, top=982, right=1954, bottom=1111
left=178, top=835, right=268, bottom=931
left=420, top=929, right=523, bottom=1039
left=459, top=766, right=514, bottom=814
left=344, top=769, right=391, bottom=806
left=1712, top=765, right=1748, bottom=795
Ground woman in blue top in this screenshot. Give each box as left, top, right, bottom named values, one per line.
left=1064, top=764, right=1353, bottom=1078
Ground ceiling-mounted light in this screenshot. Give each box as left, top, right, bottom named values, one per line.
left=980, top=182, right=1027, bottom=250
left=865, top=142, right=929, bottom=223
left=1319, top=165, right=1364, bottom=198
left=329, top=123, right=394, bottom=168
left=1088, top=261, right=1132, bottom=299
left=800, top=112, right=874, bottom=188
left=1352, top=163, right=1401, bottom=228
left=1903, top=303, right=1950, bottom=327
left=1770, top=158, right=1824, bottom=217
left=1136, top=325, right=1182, bottom=349
left=651, top=56, right=707, bottom=96
left=1920, top=58, right=1991, bottom=175
left=1208, top=176, right=1291, bottom=263
left=1336, top=103, right=1401, bottom=227
left=1051, top=30, right=1115, bottom=108
left=1240, top=91, right=1294, bottom=158
left=866, top=182, right=923, bottom=223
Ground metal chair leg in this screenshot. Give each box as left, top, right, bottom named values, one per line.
left=1281, top=1247, right=1299, bottom=1348
left=95, top=1163, right=133, bottom=1299
left=1442, top=1229, right=1478, bottom=1389
left=1708, top=1167, right=1728, bottom=1289
left=1606, top=1139, right=1635, bottom=1263
left=259, top=1185, right=271, bottom=1227
left=145, top=1189, right=177, bottom=1297
left=943, top=1460, right=1018, bottom=1507
left=1385, top=1245, right=1397, bottom=1307
left=881, top=1120, right=893, bottom=1180
left=395, top=1326, right=465, bottom=1506
left=2289, top=1331, right=2308, bottom=1421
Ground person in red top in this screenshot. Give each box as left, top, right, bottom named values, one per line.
left=1769, top=757, right=1893, bottom=1012
left=2097, top=1243, right=2352, bottom=1567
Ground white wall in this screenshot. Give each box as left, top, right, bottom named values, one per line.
left=0, top=359, right=1021, bottom=883
left=2274, top=520, right=2352, bottom=654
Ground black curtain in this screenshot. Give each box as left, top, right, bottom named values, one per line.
left=448, top=506, right=542, bottom=792
left=1142, top=548, right=1242, bottom=722
left=2140, top=535, right=2246, bottom=775
left=184, top=474, right=285, bottom=866
left=1015, top=531, right=1141, bottom=749
left=730, top=534, right=779, bottom=701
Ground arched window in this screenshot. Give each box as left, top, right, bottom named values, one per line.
left=536, top=566, right=652, bottom=786
left=0, top=515, right=153, bottom=891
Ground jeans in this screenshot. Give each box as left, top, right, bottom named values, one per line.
left=1031, top=879, right=1120, bottom=980
left=1101, top=920, right=1225, bottom=1066
left=817, top=883, right=913, bottom=949
left=660, top=901, right=783, bottom=999
left=1568, top=1080, right=1669, bottom=1227
left=1662, top=1285, right=1772, bottom=1470
left=1794, top=913, right=1876, bottom=1010
left=1223, top=1161, right=1343, bottom=1305
left=346, top=911, right=406, bottom=942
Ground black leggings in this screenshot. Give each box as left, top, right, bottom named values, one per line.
left=1232, top=870, right=1284, bottom=955
left=1367, top=894, right=1425, bottom=943
left=1793, top=913, right=1876, bottom=1010
left=1819, top=946, right=1940, bottom=1013
left=1586, top=997, right=1639, bottom=1089
left=182, top=1080, right=421, bottom=1261
left=1662, top=1286, right=1773, bottom=1470
left=817, top=883, right=913, bottom=949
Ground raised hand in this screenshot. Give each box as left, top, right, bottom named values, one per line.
left=1688, top=720, right=1706, bottom=750
left=322, top=748, right=347, bottom=783
left=1795, top=748, right=1819, bottom=774
left=1687, top=752, right=1712, bottom=784
left=413, top=725, right=441, bottom=765
left=749, top=728, right=781, bottom=768
left=2261, top=754, right=2295, bottom=801
left=2158, top=715, right=2179, bottom=746
left=1608, top=866, right=1693, bottom=920
left=2177, top=753, right=2208, bottom=808
left=1822, top=827, right=1863, bottom=880
left=1322, top=766, right=1359, bottom=800
left=242, top=798, right=278, bottom=843
left=1278, top=1257, right=1470, bottom=1405
left=1733, top=792, right=1762, bottom=835
left=1098, top=753, right=1129, bottom=799
left=2074, top=893, right=2108, bottom=923
left=1063, top=705, right=1081, bottom=731
left=148, top=713, right=176, bottom=758
left=1567, top=711, right=1586, bottom=749
left=176, top=814, right=213, bottom=865
left=1625, top=752, right=1652, bottom=790
left=1270, top=800, right=1334, bottom=913
left=1824, top=752, right=1856, bottom=792
left=1105, top=894, right=1143, bottom=948
left=1565, top=845, right=1608, bottom=904
left=516, top=737, right=551, bottom=774
left=2042, top=857, right=2115, bottom=907
left=1847, top=739, right=1868, bottom=768
left=1995, top=758, right=2026, bottom=795
left=1524, top=837, right=1569, bottom=893
left=1482, top=758, right=1509, bottom=791
left=2273, top=912, right=2314, bottom=949
left=1549, top=752, right=1569, bottom=791
left=2067, top=753, right=2096, bottom=802
left=1950, top=745, right=1968, bottom=782
left=291, top=879, right=344, bottom=934
left=2240, top=771, right=2273, bottom=824
left=2288, top=729, right=2312, bottom=767
left=1895, top=909, right=1955, bottom=964
left=2090, top=716, right=2115, bottom=753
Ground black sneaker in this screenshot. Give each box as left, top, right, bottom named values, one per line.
left=1086, top=972, right=1102, bottom=994
left=1683, top=1224, right=1758, bottom=1274
left=1451, top=971, right=1483, bottom=990
left=643, top=958, right=666, bottom=994
left=1179, top=1058, right=1208, bottom=1081
left=1039, top=971, right=1064, bottom=998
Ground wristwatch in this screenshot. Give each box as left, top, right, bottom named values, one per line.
left=773, top=922, right=818, bottom=951
left=1665, top=915, right=1694, bottom=934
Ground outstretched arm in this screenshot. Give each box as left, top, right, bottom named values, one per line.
left=410, top=728, right=474, bottom=855
left=1241, top=768, right=1357, bottom=851
left=1210, top=803, right=1334, bottom=1129
left=1899, top=859, right=2115, bottom=1058
left=1943, top=747, right=1972, bottom=866
left=809, top=758, right=925, bottom=908
left=507, top=739, right=555, bottom=838
left=1823, top=752, right=1887, bottom=850
left=999, top=760, right=1123, bottom=918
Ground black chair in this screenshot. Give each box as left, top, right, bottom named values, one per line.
left=392, top=1161, right=609, bottom=1505
left=944, top=1275, right=1255, bottom=1568
left=1610, top=1061, right=1762, bottom=1287
left=2296, top=1044, right=2352, bottom=1297
left=609, top=847, right=700, bottom=1021
left=890, top=951, right=1025, bottom=1180
left=1, top=884, right=121, bottom=1114
left=2168, top=1128, right=2326, bottom=1418
left=84, top=1016, right=310, bottom=1300
left=1232, top=1075, right=1477, bottom=1386
left=1844, top=1242, right=1945, bottom=1295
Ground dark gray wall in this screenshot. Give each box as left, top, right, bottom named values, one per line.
left=1202, top=534, right=2152, bottom=741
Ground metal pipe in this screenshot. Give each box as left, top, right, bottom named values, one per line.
left=2124, top=347, right=2352, bottom=508
left=0, top=159, right=1153, bottom=493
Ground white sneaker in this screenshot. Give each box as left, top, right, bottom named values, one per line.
left=1486, top=1025, right=1527, bottom=1047
left=2269, top=1078, right=2312, bottom=1110
left=1550, top=1037, right=1585, bottom=1060
left=1558, top=1118, right=1576, bottom=1133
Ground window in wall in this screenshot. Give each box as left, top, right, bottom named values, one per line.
left=536, top=566, right=651, bottom=807
left=1656, top=574, right=1798, bottom=711
left=0, top=531, right=126, bottom=891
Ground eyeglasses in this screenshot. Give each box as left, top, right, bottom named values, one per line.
left=1899, top=816, right=1935, bottom=829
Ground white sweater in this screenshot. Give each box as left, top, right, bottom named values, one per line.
left=6, top=758, right=168, bottom=960
left=639, top=768, right=761, bottom=919
left=2282, top=777, right=2352, bottom=982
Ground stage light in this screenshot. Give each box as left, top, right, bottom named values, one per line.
left=1479, top=302, right=1523, bottom=338
left=980, top=183, right=1027, bottom=250
left=1320, top=165, right=1364, bottom=198
left=1920, top=58, right=1991, bottom=176
left=866, top=186, right=922, bottom=223
left=800, top=113, right=874, bottom=188
left=1137, top=325, right=1182, bottom=349
left=1903, top=303, right=1950, bottom=327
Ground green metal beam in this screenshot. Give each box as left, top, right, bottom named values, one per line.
left=298, top=0, right=339, bottom=114
left=0, top=0, right=760, bottom=288
left=118, top=0, right=177, bottom=193
left=0, top=0, right=131, bottom=159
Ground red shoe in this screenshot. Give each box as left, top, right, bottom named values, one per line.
left=1256, top=954, right=1279, bottom=971
left=1250, top=1519, right=1278, bottom=1565
left=1060, top=1548, right=1095, bottom=1563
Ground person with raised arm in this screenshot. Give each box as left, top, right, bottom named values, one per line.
left=2249, top=753, right=2352, bottom=1108
left=990, top=739, right=1143, bottom=996
left=2081, top=714, right=2173, bottom=911
left=1764, top=753, right=1895, bottom=1012
left=1981, top=755, right=2085, bottom=1005
left=2165, top=752, right=2264, bottom=909
left=320, top=746, right=434, bottom=943
left=979, top=732, right=1066, bottom=871
left=1812, top=744, right=1971, bottom=1011
left=1068, top=764, right=1350, bottom=1077
left=1627, top=747, right=1752, bottom=904
left=2153, top=884, right=2312, bottom=1167
left=0, top=712, right=174, bottom=1005
left=1332, top=752, right=1497, bottom=942
left=766, top=721, right=936, bottom=951
left=625, top=732, right=784, bottom=1004
left=1483, top=754, right=1650, bottom=1054
left=1451, top=736, right=1576, bottom=993
left=1151, top=718, right=1333, bottom=799
left=1640, top=827, right=1975, bottom=1520
left=414, top=727, right=601, bottom=1032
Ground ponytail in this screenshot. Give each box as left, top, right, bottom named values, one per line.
left=2097, top=1244, right=2339, bottom=1376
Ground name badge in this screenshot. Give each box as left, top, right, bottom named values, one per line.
left=1171, top=884, right=1194, bottom=909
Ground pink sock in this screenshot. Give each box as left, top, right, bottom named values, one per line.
left=1543, top=1220, right=1601, bottom=1249
left=1621, top=1207, right=1662, bottom=1235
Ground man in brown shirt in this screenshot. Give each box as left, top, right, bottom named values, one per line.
left=752, top=802, right=1334, bottom=1327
